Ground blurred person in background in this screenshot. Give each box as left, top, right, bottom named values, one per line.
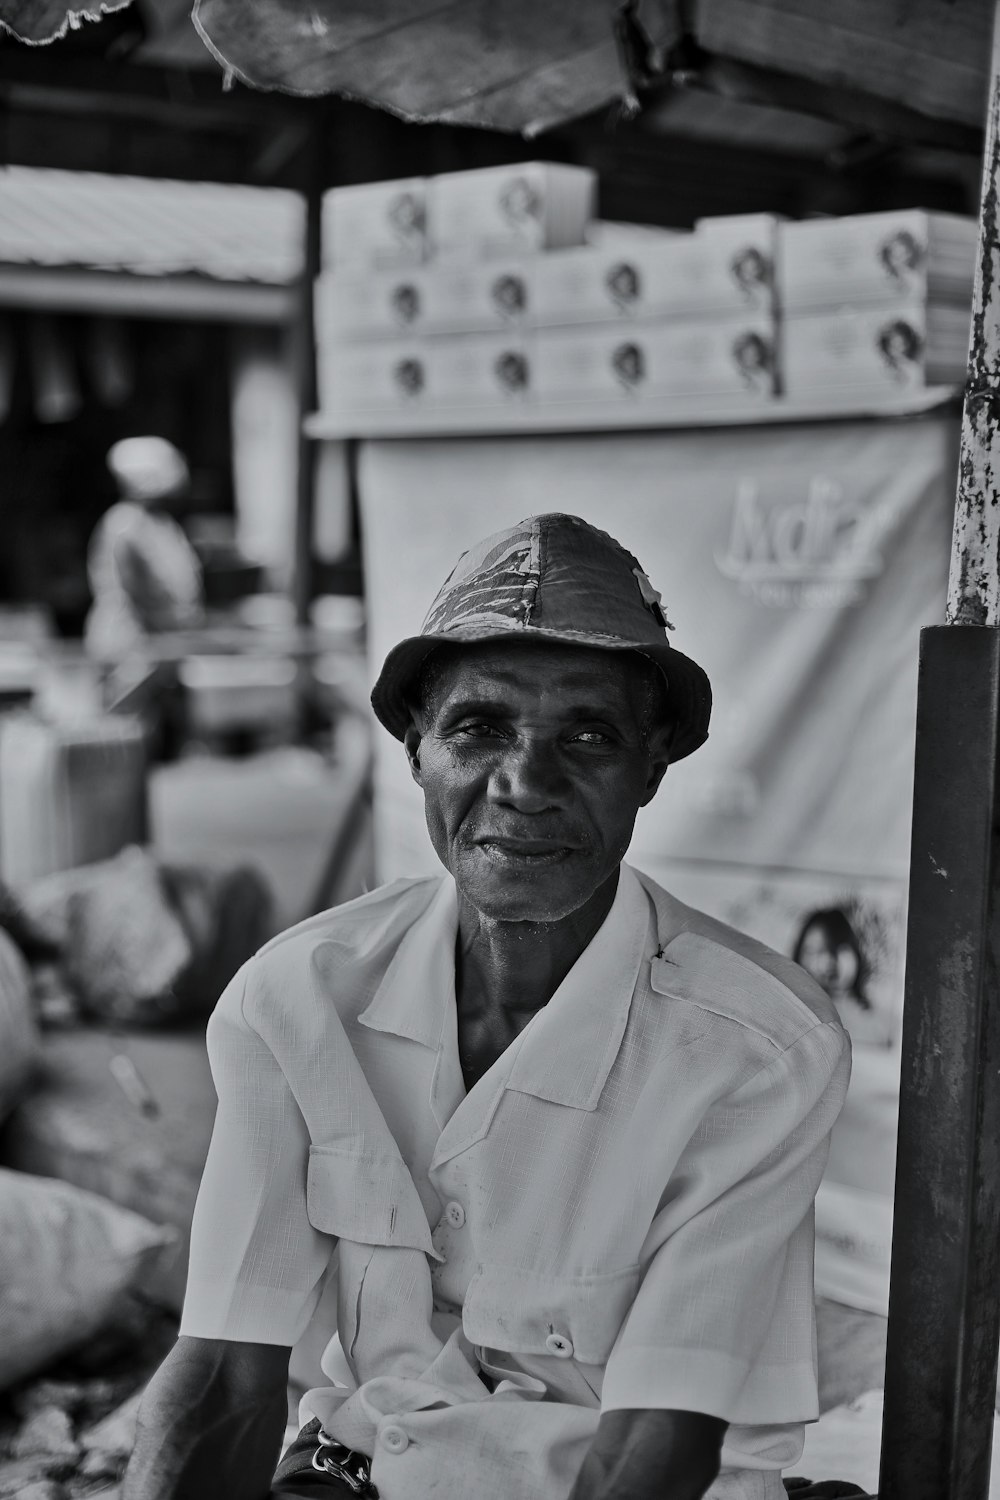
left=84, top=435, right=203, bottom=661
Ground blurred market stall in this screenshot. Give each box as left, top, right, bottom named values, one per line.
left=1, top=5, right=998, bottom=1499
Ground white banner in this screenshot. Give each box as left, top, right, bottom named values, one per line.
left=359, top=414, right=958, bottom=1310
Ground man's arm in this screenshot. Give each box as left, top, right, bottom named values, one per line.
left=153, top=962, right=337, bottom=1497
left=122, top=1336, right=290, bottom=1500
left=568, top=1408, right=726, bottom=1500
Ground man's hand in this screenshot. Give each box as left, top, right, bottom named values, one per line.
left=568, top=1407, right=726, bottom=1500
left=123, top=1335, right=290, bottom=1500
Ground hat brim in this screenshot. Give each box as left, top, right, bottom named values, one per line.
left=370, top=626, right=711, bottom=762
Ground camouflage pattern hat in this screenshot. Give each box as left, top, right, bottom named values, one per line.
left=370, top=512, right=712, bottom=761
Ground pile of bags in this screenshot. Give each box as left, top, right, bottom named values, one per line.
left=0, top=925, right=172, bottom=1498
left=3, top=843, right=272, bottom=1030
left=0, top=846, right=274, bottom=1497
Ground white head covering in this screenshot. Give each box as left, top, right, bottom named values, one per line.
left=107, top=436, right=189, bottom=504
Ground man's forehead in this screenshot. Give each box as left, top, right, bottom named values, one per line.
left=428, top=639, right=644, bottom=700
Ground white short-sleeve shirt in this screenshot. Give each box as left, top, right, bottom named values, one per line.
left=181, top=862, right=850, bottom=1500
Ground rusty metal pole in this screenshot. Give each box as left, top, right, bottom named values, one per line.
left=878, top=5, right=1000, bottom=1497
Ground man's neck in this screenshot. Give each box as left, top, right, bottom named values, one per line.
left=455, top=869, right=620, bottom=1022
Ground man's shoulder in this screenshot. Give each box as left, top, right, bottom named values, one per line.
left=249, top=875, right=445, bottom=979
left=92, top=501, right=143, bottom=539
left=632, top=865, right=846, bottom=1055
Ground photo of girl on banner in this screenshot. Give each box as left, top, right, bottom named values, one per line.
left=792, top=902, right=896, bottom=1049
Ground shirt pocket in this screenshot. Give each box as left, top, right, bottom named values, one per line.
left=463, top=1262, right=641, bottom=1369
left=306, top=1143, right=439, bottom=1258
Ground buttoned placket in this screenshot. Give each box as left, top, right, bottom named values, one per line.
left=350, top=878, right=517, bottom=1311
left=349, top=863, right=655, bottom=1346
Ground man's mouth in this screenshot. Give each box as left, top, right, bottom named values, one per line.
left=475, top=837, right=578, bottom=865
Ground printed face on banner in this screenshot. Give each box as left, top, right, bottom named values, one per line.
left=788, top=895, right=901, bottom=1049
left=642, top=861, right=906, bottom=1049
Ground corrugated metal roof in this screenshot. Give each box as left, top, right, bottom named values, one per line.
left=0, top=166, right=304, bottom=283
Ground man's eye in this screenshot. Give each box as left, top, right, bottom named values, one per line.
left=455, top=721, right=502, bottom=739
left=571, top=729, right=611, bottom=745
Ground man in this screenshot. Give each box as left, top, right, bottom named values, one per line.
left=125, top=514, right=852, bottom=1500
left=84, top=435, right=203, bottom=758
left=84, top=435, right=203, bottom=661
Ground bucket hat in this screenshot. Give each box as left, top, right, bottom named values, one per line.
left=370, top=512, right=712, bottom=761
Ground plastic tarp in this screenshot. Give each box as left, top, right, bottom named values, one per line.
left=3, top=1, right=988, bottom=137
left=0, top=0, right=130, bottom=45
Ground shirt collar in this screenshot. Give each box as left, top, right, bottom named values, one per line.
left=358, top=862, right=652, bottom=1111
left=358, top=875, right=459, bottom=1049
left=504, top=861, right=652, bottom=1110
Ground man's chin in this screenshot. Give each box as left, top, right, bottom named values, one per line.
left=453, top=849, right=602, bottom=924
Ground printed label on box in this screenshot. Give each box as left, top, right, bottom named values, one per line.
left=323, top=179, right=428, bottom=268
left=784, top=307, right=938, bottom=394
left=428, top=336, right=534, bottom=405
left=423, top=262, right=534, bottom=332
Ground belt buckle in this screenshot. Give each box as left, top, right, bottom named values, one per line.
left=312, top=1429, right=379, bottom=1498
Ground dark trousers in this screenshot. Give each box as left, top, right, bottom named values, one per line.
left=271, top=1418, right=871, bottom=1499
left=784, top=1483, right=870, bottom=1497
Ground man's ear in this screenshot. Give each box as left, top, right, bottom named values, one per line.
left=403, top=720, right=424, bottom=786
left=639, top=722, right=673, bottom=806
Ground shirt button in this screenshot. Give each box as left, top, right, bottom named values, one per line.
left=444, top=1200, right=466, bottom=1228
left=380, top=1424, right=409, bottom=1454
left=545, top=1333, right=574, bottom=1358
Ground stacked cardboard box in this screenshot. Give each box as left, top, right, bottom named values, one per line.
left=316, top=182, right=976, bottom=427
left=532, top=214, right=780, bottom=411
left=428, top=162, right=596, bottom=259
left=316, top=163, right=594, bottom=421
left=321, top=177, right=429, bottom=269
left=315, top=167, right=784, bottom=424
left=314, top=256, right=537, bottom=340
left=0, top=714, right=148, bottom=886
left=533, top=317, right=776, bottom=409
left=779, top=210, right=976, bottom=399
left=533, top=214, right=777, bottom=324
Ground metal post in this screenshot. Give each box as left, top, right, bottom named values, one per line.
left=878, top=630, right=1000, bottom=1499
left=946, top=4, right=1000, bottom=633
left=879, top=4, right=1000, bottom=1496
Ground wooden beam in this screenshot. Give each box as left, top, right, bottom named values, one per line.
left=693, top=0, right=989, bottom=139
left=1, top=107, right=266, bottom=185
left=0, top=76, right=253, bottom=134
left=0, top=50, right=315, bottom=186
left=0, top=264, right=295, bottom=323
left=0, top=51, right=291, bottom=124
left=672, top=52, right=984, bottom=158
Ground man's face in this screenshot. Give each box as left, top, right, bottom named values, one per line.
left=404, top=640, right=671, bottom=923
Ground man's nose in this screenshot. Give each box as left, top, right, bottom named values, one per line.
left=489, top=738, right=569, bottom=811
